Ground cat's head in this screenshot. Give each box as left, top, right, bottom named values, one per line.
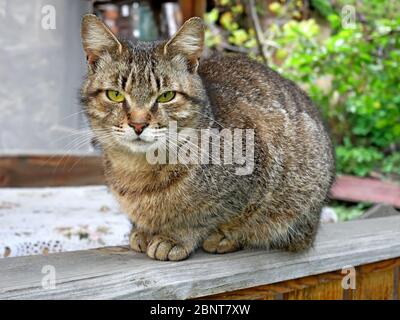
left=80, top=15, right=207, bottom=153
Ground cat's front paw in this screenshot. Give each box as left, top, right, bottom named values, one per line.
left=129, top=230, right=150, bottom=253
left=147, top=235, right=189, bottom=261
left=202, top=232, right=240, bottom=254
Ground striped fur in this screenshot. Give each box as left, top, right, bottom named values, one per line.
left=80, top=16, right=335, bottom=261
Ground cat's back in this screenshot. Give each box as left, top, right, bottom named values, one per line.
left=198, top=52, right=334, bottom=179
left=199, top=52, right=280, bottom=96
left=198, top=53, right=322, bottom=124
left=198, top=53, right=275, bottom=108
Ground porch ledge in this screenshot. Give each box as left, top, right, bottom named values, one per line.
left=1, top=216, right=400, bottom=299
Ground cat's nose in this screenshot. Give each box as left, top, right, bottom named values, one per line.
left=129, top=122, right=149, bottom=135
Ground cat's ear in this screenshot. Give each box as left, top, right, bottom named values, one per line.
left=164, top=17, right=205, bottom=72
left=81, top=14, right=122, bottom=65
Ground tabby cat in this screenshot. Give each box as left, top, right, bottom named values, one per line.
left=80, top=15, right=335, bottom=261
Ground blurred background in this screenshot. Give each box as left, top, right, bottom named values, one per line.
left=0, top=0, right=399, bottom=240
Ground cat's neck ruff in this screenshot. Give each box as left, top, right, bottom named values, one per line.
left=105, top=146, right=190, bottom=176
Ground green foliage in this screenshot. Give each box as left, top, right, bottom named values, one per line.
left=336, top=145, right=384, bottom=177
left=332, top=202, right=371, bottom=221
left=274, top=16, right=400, bottom=147
left=204, top=0, right=400, bottom=178
left=382, top=152, right=400, bottom=175
left=310, top=0, right=334, bottom=17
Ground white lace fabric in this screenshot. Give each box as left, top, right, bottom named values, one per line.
left=0, top=186, right=130, bottom=258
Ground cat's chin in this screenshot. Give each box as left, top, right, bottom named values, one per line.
left=118, top=139, right=160, bottom=154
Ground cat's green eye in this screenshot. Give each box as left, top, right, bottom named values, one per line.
left=106, top=90, right=125, bottom=103
left=157, top=91, right=176, bottom=103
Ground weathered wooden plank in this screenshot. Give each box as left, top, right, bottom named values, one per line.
left=348, top=258, right=400, bottom=300
left=330, top=175, right=400, bottom=208
left=199, top=286, right=277, bottom=300
left=200, top=282, right=282, bottom=300
left=0, top=155, right=104, bottom=187
left=280, top=272, right=344, bottom=300
left=203, top=260, right=400, bottom=300
left=396, top=267, right=400, bottom=300
left=350, top=269, right=394, bottom=300
left=284, top=280, right=343, bottom=300
left=0, top=216, right=400, bottom=299
left=201, top=271, right=343, bottom=300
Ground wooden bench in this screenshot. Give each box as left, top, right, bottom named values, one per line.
left=1, top=216, right=399, bottom=299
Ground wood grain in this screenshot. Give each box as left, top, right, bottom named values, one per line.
left=350, top=269, right=394, bottom=300
left=0, top=216, right=400, bottom=299
left=0, top=155, right=104, bottom=187
left=202, top=271, right=344, bottom=300
left=283, top=279, right=343, bottom=300
left=348, top=258, right=400, bottom=300
left=396, top=266, right=400, bottom=300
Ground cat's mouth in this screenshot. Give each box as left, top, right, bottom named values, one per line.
left=110, top=126, right=167, bottom=153
left=131, top=138, right=151, bottom=144
left=115, top=133, right=163, bottom=154
left=122, top=132, right=158, bottom=144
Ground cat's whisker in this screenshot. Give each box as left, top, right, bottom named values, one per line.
left=59, top=110, right=87, bottom=122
